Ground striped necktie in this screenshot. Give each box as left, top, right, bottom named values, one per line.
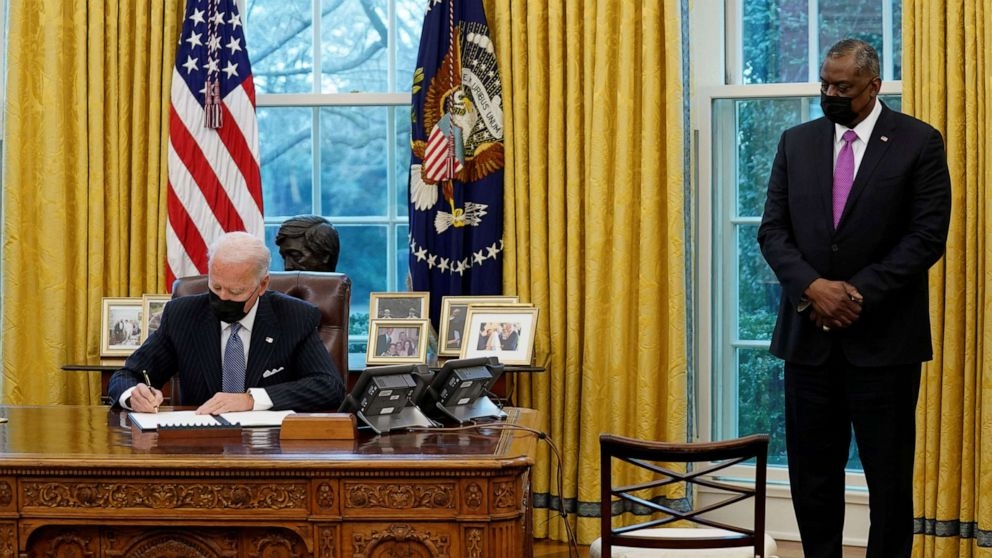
left=223, top=322, right=246, bottom=392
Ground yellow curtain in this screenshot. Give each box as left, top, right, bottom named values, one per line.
left=905, top=2, right=992, bottom=557
left=487, top=0, right=686, bottom=544
left=2, top=2, right=178, bottom=405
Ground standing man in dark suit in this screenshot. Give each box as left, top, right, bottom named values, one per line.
left=758, top=39, right=951, bottom=558
left=109, top=231, right=345, bottom=414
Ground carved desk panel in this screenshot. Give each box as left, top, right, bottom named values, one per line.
left=0, top=405, right=539, bottom=558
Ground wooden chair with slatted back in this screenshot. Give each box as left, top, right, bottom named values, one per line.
left=590, top=433, right=778, bottom=558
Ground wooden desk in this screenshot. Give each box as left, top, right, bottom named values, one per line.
left=0, top=405, right=539, bottom=557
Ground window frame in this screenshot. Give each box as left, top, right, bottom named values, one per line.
left=255, top=95, right=413, bottom=287
left=246, top=0, right=421, bottom=349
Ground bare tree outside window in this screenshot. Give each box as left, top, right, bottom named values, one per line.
left=243, top=0, right=426, bottom=353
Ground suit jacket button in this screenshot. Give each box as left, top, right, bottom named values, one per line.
left=831, top=244, right=839, bottom=252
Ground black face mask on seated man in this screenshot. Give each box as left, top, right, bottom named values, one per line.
left=208, top=286, right=259, bottom=323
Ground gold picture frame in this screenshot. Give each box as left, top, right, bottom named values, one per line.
left=100, top=297, right=144, bottom=357
left=366, top=319, right=431, bottom=365
left=460, top=305, right=539, bottom=366
left=369, top=291, right=430, bottom=320
left=437, top=295, right=520, bottom=356
left=140, top=294, right=171, bottom=343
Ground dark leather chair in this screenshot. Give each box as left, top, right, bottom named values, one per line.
left=590, top=433, right=777, bottom=558
left=172, top=271, right=352, bottom=383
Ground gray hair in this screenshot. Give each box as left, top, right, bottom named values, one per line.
left=825, top=39, right=880, bottom=79
left=207, top=231, right=271, bottom=280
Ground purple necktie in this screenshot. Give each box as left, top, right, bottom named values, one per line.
left=832, top=129, right=858, bottom=228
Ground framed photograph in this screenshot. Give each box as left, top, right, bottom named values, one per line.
left=366, top=319, right=431, bottom=365
left=438, top=295, right=520, bottom=356
left=140, top=294, right=171, bottom=343
left=369, top=291, right=429, bottom=320
left=100, top=297, right=144, bottom=357
left=460, top=305, right=539, bottom=365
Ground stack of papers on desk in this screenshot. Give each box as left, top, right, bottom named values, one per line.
left=129, top=410, right=295, bottom=431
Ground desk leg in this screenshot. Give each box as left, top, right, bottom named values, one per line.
left=314, top=523, right=339, bottom=558
left=0, top=521, right=14, bottom=558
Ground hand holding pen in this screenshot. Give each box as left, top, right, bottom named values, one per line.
left=131, top=370, right=163, bottom=413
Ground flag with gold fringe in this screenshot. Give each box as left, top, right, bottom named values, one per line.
left=408, top=0, right=505, bottom=326
left=167, top=0, right=263, bottom=288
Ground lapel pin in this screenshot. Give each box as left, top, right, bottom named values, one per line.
left=880, top=136, right=889, bottom=142
left=265, top=337, right=274, bottom=343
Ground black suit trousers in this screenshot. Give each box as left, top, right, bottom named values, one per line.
left=784, top=347, right=921, bottom=558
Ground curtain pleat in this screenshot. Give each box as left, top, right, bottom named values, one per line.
left=488, top=0, right=687, bottom=544
left=2, top=2, right=178, bottom=405
left=905, top=1, right=991, bottom=556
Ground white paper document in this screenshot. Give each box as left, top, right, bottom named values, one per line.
left=128, top=410, right=295, bottom=431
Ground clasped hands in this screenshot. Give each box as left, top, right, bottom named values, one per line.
left=805, top=278, right=863, bottom=332
left=129, top=384, right=253, bottom=415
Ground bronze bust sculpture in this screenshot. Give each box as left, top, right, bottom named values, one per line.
left=275, top=215, right=341, bottom=272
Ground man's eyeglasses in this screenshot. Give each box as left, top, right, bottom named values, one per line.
left=820, top=76, right=879, bottom=96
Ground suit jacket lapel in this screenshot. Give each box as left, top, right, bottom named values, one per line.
left=842, top=105, right=894, bottom=219
left=246, top=293, right=277, bottom=387
left=190, top=295, right=224, bottom=394
left=814, top=118, right=837, bottom=232
left=838, top=101, right=895, bottom=228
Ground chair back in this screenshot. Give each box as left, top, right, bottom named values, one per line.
left=172, top=271, right=352, bottom=381
left=598, top=433, right=770, bottom=558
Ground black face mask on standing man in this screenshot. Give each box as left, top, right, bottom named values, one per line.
left=820, top=93, right=859, bottom=127
left=820, top=80, right=873, bottom=128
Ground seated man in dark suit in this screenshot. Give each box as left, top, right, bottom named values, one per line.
left=108, top=231, right=345, bottom=414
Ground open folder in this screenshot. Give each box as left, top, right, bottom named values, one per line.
left=128, top=410, right=295, bottom=431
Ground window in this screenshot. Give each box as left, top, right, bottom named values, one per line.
left=243, top=0, right=426, bottom=351
left=697, top=0, right=902, bottom=472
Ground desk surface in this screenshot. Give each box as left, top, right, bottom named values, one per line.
left=0, top=405, right=539, bottom=558
left=0, top=404, right=537, bottom=462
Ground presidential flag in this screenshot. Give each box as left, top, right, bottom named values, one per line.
left=408, top=0, right=505, bottom=326
left=167, top=0, right=263, bottom=287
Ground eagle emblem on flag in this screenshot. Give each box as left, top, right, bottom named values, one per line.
left=408, top=0, right=505, bottom=325
left=409, top=21, right=504, bottom=234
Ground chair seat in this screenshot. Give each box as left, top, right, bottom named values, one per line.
left=589, top=528, right=778, bottom=558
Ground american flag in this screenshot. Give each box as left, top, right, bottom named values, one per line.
left=166, top=0, right=263, bottom=287
left=422, top=110, right=465, bottom=181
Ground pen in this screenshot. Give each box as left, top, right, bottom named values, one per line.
left=141, top=370, right=158, bottom=413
